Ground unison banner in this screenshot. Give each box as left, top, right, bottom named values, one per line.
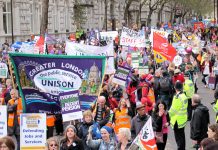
left=10, top=53, right=106, bottom=113
left=65, top=41, right=115, bottom=74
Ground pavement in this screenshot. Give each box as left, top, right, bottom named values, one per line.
left=165, top=76, right=216, bottom=150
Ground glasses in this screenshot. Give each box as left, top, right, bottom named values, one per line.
left=49, top=144, right=57, bottom=147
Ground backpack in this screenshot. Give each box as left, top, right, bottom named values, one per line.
left=159, top=77, right=171, bottom=92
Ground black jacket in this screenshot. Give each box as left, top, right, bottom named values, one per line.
left=152, top=112, right=170, bottom=132
left=190, top=104, right=210, bottom=142
left=78, top=121, right=94, bottom=150
left=60, top=137, right=84, bottom=150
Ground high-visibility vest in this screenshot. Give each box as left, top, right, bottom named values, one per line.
left=183, top=79, right=195, bottom=99
left=114, top=108, right=131, bottom=134
left=7, top=98, right=23, bottom=127
left=46, top=115, right=55, bottom=127
left=147, top=88, right=155, bottom=103
left=0, top=98, right=4, bottom=105
left=169, top=93, right=188, bottom=129
left=213, top=99, right=218, bottom=123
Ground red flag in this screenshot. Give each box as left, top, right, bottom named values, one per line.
left=34, top=36, right=45, bottom=54
left=194, top=22, right=204, bottom=30
left=153, top=32, right=177, bottom=62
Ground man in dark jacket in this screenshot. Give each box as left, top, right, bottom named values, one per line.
left=90, top=96, right=110, bottom=128
left=190, top=94, right=210, bottom=150
left=153, top=69, right=161, bottom=102
left=131, top=102, right=150, bottom=139
left=159, top=70, right=173, bottom=109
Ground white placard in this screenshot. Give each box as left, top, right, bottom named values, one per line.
left=120, top=27, right=146, bottom=47
left=0, top=106, right=7, bottom=138
left=100, top=31, right=118, bottom=42
left=65, top=41, right=115, bottom=74
left=20, top=113, right=46, bottom=150
left=173, top=55, right=182, bottom=66
left=0, top=63, right=8, bottom=78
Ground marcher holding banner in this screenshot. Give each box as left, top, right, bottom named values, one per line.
left=7, top=89, right=22, bottom=150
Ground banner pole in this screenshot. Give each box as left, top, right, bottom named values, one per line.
left=7, top=57, right=16, bottom=89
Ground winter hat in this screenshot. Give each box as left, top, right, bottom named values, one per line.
left=65, top=125, right=77, bottom=134
left=101, top=126, right=112, bottom=134
left=174, top=69, right=181, bottom=74
left=136, top=102, right=145, bottom=110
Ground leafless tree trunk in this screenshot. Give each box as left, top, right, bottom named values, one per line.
left=124, top=0, right=134, bottom=26
left=40, top=0, right=49, bottom=35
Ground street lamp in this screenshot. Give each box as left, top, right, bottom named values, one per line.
left=10, top=0, right=14, bottom=43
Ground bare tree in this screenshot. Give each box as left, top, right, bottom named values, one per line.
left=40, top=0, right=49, bottom=35
left=146, top=0, right=165, bottom=27
left=124, top=0, right=137, bottom=26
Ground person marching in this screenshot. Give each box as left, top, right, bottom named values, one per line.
left=169, top=81, right=188, bottom=150
left=183, top=72, right=195, bottom=121
left=7, top=89, right=23, bottom=150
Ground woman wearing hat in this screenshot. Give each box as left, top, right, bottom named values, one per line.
left=86, top=126, right=116, bottom=150
left=60, top=125, right=84, bottom=150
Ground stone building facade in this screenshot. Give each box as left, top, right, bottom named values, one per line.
left=0, top=0, right=183, bottom=44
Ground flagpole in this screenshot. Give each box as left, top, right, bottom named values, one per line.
left=7, top=58, right=16, bottom=89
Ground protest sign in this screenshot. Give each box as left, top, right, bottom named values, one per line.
left=59, top=91, right=83, bottom=122
left=100, top=31, right=118, bottom=42
left=10, top=53, right=106, bottom=113
left=120, top=27, right=146, bottom=47
left=138, top=66, right=149, bottom=75
left=131, top=52, right=140, bottom=68
left=0, top=62, right=8, bottom=78
left=19, top=42, right=35, bottom=54
left=20, top=113, right=46, bottom=150
left=0, top=106, right=7, bottom=138
left=173, top=55, right=182, bottom=66
left=65, top=41, right=115, bottom=74
left=130, top=117, right=157, bottom=150
left=112, top=66, right=130, bottom=87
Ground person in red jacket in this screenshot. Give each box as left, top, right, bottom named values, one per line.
left=172, top=69, right=185, bottom=84
left=108, top=92, right=118, bottom=110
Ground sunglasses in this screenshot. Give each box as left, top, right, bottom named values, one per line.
left=49, top=144, right=57, bottom=147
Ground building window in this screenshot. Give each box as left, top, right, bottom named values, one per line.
left=29, top=3, right=34, bottom=33
left=65, top=3, right=69, bottom=32
left=3, top=1, right=11, bottom=34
